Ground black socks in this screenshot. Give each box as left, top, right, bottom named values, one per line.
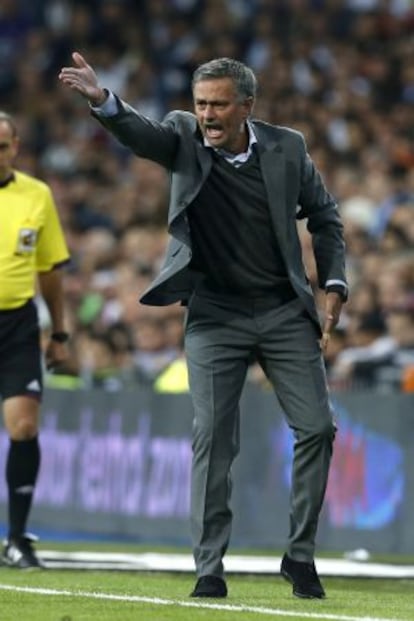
left=6, top=436, right=40, bottom=540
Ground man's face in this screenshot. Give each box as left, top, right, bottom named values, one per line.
left=193, top=78, right=253, bottom=154
left=0, top=120, right=18, bottom=181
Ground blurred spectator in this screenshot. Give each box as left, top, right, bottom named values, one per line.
left=330, top=300, right=414, bottom=391
left=131, top=314, right=181, bottom=384
left=154, top=354, right=189, bottom=393
left=74, top=329, right=125, bottom=390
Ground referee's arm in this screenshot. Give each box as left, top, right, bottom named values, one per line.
left=38, top=266, right=69, bottom=370
left=38, top=267, right=66, bottom=333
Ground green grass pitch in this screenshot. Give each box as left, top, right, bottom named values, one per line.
left=0, top=542, right=413, bottom=621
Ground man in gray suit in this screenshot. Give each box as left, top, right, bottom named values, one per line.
left=60, top=52, right=347, bottom=600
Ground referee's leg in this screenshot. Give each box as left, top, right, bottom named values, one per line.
left=0, top=304, right=44, bottom=568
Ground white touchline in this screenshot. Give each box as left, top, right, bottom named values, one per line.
left=0, top=583, right=404, bottom=621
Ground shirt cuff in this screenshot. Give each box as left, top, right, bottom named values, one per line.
left=325, top=280, right=348, bottom=302
left=90, top=90, right=117, bottom=116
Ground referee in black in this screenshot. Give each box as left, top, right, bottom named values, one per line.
left=0, top=111, right=70, bottom=568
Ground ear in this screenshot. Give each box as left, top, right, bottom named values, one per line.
left=243, top=96, right=254, bottom=118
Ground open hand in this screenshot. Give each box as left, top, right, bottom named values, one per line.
left=59, top=52, right=107, bottom=106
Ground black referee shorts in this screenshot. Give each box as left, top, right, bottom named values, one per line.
left=0, top=300, right=43, bottom=401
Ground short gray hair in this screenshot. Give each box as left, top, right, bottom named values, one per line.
left=192, top=58, right=257, bottom=101
left=0, top=111, right=17, bottom=137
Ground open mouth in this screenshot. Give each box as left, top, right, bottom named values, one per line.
left=205, top=126, right=224, bottom=141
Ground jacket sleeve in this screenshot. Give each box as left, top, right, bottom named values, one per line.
left=91, top=96, right=179, bottom=170
left=296, top=136, right=347, bottom=289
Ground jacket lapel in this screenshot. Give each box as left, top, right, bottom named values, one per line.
left=168, top=135, right=212, bottom=228
left=168, top=137, right=212, bottom=245
left=256, top=140, right=289, bottom=258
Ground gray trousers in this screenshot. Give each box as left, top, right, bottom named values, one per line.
left=184, top=288, right=335, bottom=578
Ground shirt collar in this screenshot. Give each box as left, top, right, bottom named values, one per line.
left=203, top=120, right=257, bottom=166
left=0, top=172, right=15, bottom=188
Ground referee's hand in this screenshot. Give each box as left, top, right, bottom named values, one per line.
left=45, top=340, right=69, bottom=372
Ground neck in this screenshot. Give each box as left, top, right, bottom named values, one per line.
left=224, top=126, right=250, bottom=155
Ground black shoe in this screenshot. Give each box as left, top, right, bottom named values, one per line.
left=280, top=553, right=325, bottom=599
left=190, top=575, right=228, bottom=598
left=1, top=533, right=45, bottom=569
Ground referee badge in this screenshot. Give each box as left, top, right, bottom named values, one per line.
left=15, top=228, right=37, bottom=255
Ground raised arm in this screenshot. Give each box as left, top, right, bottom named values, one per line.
left=59, top=52, right=178, bottom=169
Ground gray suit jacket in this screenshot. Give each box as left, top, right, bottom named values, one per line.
left=94, top=98, right=346, bottom=331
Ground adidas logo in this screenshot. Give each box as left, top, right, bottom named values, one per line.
left=26, top=379, right=41, bottom=392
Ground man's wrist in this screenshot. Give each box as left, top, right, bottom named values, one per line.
left=326, top=284, right=348, bottom=302
left=89, top=88, right=108, bottom=107
left=50, top=331, right=70, bottom=343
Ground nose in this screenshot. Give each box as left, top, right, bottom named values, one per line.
left=203, top=104, right=217, bottom=121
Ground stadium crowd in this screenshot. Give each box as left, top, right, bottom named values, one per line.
left=3, top=0, right=414, bottom=392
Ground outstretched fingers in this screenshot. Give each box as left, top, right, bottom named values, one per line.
left=72, top=51, right=88, bottom=67
left=58, top=51, right=100, bottom=99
